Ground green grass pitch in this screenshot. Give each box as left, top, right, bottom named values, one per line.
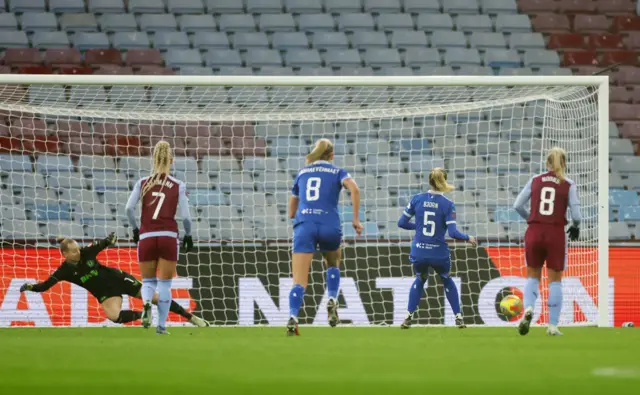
left=1, top=327, right=639, bottom=394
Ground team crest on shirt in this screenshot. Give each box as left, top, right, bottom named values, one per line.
left=86, top=260, right=95, bottom=267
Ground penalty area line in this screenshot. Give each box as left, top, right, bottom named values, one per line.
left=592, top=367, right=640, bottom=379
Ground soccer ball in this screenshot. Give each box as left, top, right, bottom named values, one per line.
left=500, top=295, right=523, bottom=317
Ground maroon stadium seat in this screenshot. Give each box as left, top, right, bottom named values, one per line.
left=0, top=65, right=10, bottom=73
left=558, top=0, right=597, bottom=13
left=532, top=14, right=571, bottom=33
left=85, top=49, right=122, bottom=67
left=548, top=33, right=585, bottom=50
left=0, top=124, right=9, bottom=136
left=573, top=14, right=610, bottom=33
left=517, top=0, right=557, bottom=13
left=218, top=124, right=254, bottom=138
left=187, top=137, right=230, bottom=157
left=572, top=65, right=601, bottom=75
left=125, top=49, right=163, bottom=67
left=613, top=16, right=640, bottom=32
left=587, top=34, right=624, bottom=50
left=624, top=32, right=640, bottom=49
left=135, top=124, right=174, bottom=138
left=620, top=121, right=640, bottom=139
left=562, top=51, right=599, bottom=66
left=66, top=136, right=105, bottom=155
left=616, top=66, right=640, bottom=84
left=0, top=135, right=20, bottom=153
left=55, top=120, right=92, bottom=139
left=611, top=86, right=633, bottom=103
left=93, top=122, right=130, bottom=137
left=630, top=86, right=640, bottom=103
left=610, top=103, right=640, bottom=120
left=58, top=66, right=94, bottom=74
left=4, top=48, right=41, bottom=67
left=105, top=135, right=146, bottom=156
left=602, top=51, right=638, bottom=66
left=94, top=66, right=134, bottom=75
left=10, top=119, right=48, bottom=139
left=44, top=49, right=82, bottom=67
left=135, top=65, right=174, bottom=75
left=175, top=122, right=214, bottom=138
left=230, top=137, right=266, bottom=157
left=596, top=0, right=635, bottom=15
left=17, top=66, right=53, bottom=74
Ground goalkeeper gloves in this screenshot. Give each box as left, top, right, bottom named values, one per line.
left=132, top=228, right=140, bottom=244
left=182, top=235, right=193, bottom=252
left=567, top=226, right=580, bottom=241
left=19, top=283, right=33, bottom=292
left=106, top=232, right=118, bottom=245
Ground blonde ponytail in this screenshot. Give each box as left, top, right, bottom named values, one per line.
left=546, top=147, right=567, bottom=183
left=141, top=140, right=173, bottom=201
left=428, top=168, right=454, bottom=193
left=305, top=138, right=333, bottom=165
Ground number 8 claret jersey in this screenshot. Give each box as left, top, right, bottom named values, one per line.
left=130, top=174, right=188, bottom=236
left=527, top=171, right=573, bottom=226
left=404, top=192, right=456, bottom=257
left=292, top=160, right=351, bottom=228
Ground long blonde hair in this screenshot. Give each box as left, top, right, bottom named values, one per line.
left=546, top=147, right=567, bottom=183
left=141, top=140, right=173, bottom=201
left=428, top=168, right=454, bottom=193
left=306, top=138, right=333, bottom=165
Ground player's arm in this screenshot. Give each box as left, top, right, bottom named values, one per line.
left=567, top=182, right=582, bottom=241
left=20, top=264, right=70, bottom=293
left=178, top=182, right=194, bottom=252
left=342, top=172, right=362, bottom=236
left=125, top=178, right=142, bottom=243
left=513, top=178, right=533, bottom=220
left=288, top=174, right=300, bottom=219
left=81, top=232, right=118, bottom=259
left=397, top=196, right=417, bottom=230
left=446, top=203, right=476, bottom=245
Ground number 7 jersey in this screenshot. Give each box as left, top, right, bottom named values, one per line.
left=291, top=160, right=351, bottom=228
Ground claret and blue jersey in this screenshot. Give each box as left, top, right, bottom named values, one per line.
left=291, top=160, right=351, bottom=253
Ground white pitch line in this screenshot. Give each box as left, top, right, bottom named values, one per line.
left=592, top=367, right=640, bottom=379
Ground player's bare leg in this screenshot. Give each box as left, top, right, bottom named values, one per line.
left=322, top=249, right=341, bottom=327
left=288, top=253, right=312, bottom=336
left=519, top=267, right=542, bottom=336
left=139, top=260, right=158, bottom=329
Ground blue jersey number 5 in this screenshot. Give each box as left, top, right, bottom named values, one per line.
left=423, top=211, right=436, bottom=236
left=306, top=177, right=321, bottom=201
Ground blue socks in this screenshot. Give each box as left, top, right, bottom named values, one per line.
left=548, top=281, right=563, bottom=326
left=442, top=276, right=461, bottom=315
left=289, top=284, right=305, bottom=321
left=326, top=267, right=340, bottom=301
left=524, top=277, right=540, bottom=312
left=141, top=277, right=157, bottom=305
left=407, top=277, right=426, bottom=314
left=156, top=279, right=172, bottom=329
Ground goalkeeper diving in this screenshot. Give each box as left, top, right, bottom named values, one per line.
left=19, top=233, right=209, bottom=327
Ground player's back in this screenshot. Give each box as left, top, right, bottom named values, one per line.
left=528, top=171, right=572, bottom=226
left=410, top=192, right=454, bottom=247
left=293, top=161, right=349, bottom=228
left=138, top=174, right=183, bottom=234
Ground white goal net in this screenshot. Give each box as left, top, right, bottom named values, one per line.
left=0, top=76, right=608, bottom=327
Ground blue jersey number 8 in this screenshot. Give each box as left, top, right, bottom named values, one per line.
left=306, top=177, right=321, bottom=201
left=423, top=211, right=436, bottom=236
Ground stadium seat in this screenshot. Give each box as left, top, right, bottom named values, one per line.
left=44, top=49, right=81, bottom=68
left=85, top=49, right=121, bottom=67
left=620, top=121, right=640, bottom=139
left=219, top=14, right=256, bottom=32
left=233, top=32, right=269, bottom=50
left=548, top=33, right=585, bottom=50
left=612, top=16, right=640, bottom=32
left=403, top=0, right=440, bottom=13
left=495, top=14, right=532, bottom=32
left=456, top=15, right=493, bottom=32
left=99, top=14, right=137, bottom=32
left=312, top=32, right=349, bottom=50
left=574, top=14, right=610, bottom=33
left=73, top=32, right=110, bottom=50
left=34, top=32, right=70, bottom=50
left=609, top=190, right=640, bottom=207
left=167, top=0, right=205, bottom=14
left=125, top=49, right=163, bottom=66
left=60, top=13, right=99, bottom=32
left=524, top=50, right=561, bottom=67
left=140, top=14, right=178, bottom=32
left=610, top=103, right=640, bottom=121
left=323, top=49, right=362, bottom=68
left=602, top=51, right=639, bottom=66
left=193, top=32, right=229, bottom=50
left=416, top=13, right=454, bottom=31
left=204, top=0, right=244, bottom=13
left=364, top=0, right=401, bottom=13
left=285, top=0, right=323, bottom=13
left=112, top=32, right=151, bottom=49
left=404, top=48, right=442, bottom=67
left=272, top=32, right=309, bottom=49
left=612, top=156, right=640, bottom=172
left=338, top=13, right=375, bottom=32
left=481, top=0, right=518, bottom=14
left=558, top=0, right=596, bottom=13
left=377, top=14, right=414, bottom=31
left=247, top=0, right=283, bottom=14
left=128, top=0, right=165, bottom=13
left=325, top=0, right=363, bottom=13
left=178, top=15, right=216, bottom=32
left=431, top=31, right=467, bottom=48
left=617, top=67, right=640, bottom=85
left=245, top=49, right=283, bottom=67
left=50, top=0, right=85, bottom=13
left=587, top=33, right=624, bottom=50
left=3, top=48, right=42, bottom=67
left=470, top=32, right=507, bottom=49
left=444, top=48, right=482, bottom=67
left=204, top=49, right=243, bottom=67
left=562, top=50, right=598, bottom=66
left=391, top=30, right=428, bottom=49
left=259, top=14, right=296, bottom=32
left=443, top=0, right=480, bottom=14
left=154, top=31, right=190, bottom=50
left=20, top=12, right=57, bottom=32
left=484, top=49, right=521, bottom=67
left=284, top=49, right=323, bottom=67
left=363, top=48, right=402, bottom=68
left=88, top=0, right=126, bottom=14
left=9, top=0, right=46, bottom=12
left=0, top=31, right=29, bottom=48
left=299, top=14, right=335, bottom=32
left=532, top=13, right=570, bottom=33
left=611, top=86, right=633, bottom=103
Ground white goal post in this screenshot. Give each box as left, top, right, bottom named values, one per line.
left=0, top=75, right=609, bottom=328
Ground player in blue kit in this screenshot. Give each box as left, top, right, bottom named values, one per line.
left=286, top=139, right=363, bottom=336
left=397, top=168, right=477, bottom=329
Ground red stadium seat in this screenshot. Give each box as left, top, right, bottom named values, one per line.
left=572, top=65, right=601, bottom=75
left=602, top=51, right=638, bottom=66
left=135, top=65, right=174, bottom=75
left=55, top=120, right=92, bottom=138
left=517, top=0, right=557, bottom=13
left=611, top=86, right=633, bottom=103
left=630, top=87, right=640, bottom=103
left=620, top=121, right=640, bottom=139
left=548, top=33, right=585, bottom=50
left=187, top=137, right=230, bottom=157
left=17, top=66, right=53, bottom=74
left=616, top=66, right=640, bottom=84
left=558, top=0, right=596, bottom=13
left=610, top=103, right=640, bottom=120
left=67, top=136, right=105, bottom=156
left=4, top=48, right=41, bottom=67
left=532, top=14, right=571, bottom=33
left=573, top=14, right=610, bottom=33
left=612, top=16, right=640, bottom=32
left=125, top=49, right=163, bottom=67
left=587, top=34, right=624, bottom=50
left=44, top=49, right=82, bottom=67
left=94, top=66, right=134, bottom=75
left=218, top=124, right=254, bottom=138
left=10, top=118, right=48, bottom=139
left=174, top=122, right=214, bottom=138
left=84, top=49, right=122, bottom=67
left=93, top=122, right=131, bottom=137
left=0, top=136, right=20, bottom=153
left=596, top=0, right=635, bottom=15
left=29, top=135, right=60, bottom=154
left=562, top=51, right=599, bottom=66
left=135, top=123, right=174, bottom=138
left=104, top=135, right=145, bottom=156
left=624, top=32, right=640, bottom=49
left=230, top=137, right=266, bottom=157
left=58, top=66, right=93, bottom=74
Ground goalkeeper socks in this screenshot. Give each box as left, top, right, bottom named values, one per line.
left=289, top=284, right=305, bottom=320
left=156, top=279, right=172, bottom=328
left=407, top=277, right=425, bottom=314
left=523, top=277, right=540, bottom=312
left=442, top=276, right=461, bottom=316
left=115, top=310, right=142, bottom=324
left=326, top=267, right=340, bottom=301
left=169, top=300, right=192, bottom=320
left=548, top=281, right=563, bottom=326
left=141, top=277, right=157, bottom=305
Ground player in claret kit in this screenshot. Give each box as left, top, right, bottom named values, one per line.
left=514, top=147, right=581, bottom=337
left=397, top=168, right=477, bottom=329
left=126, top=140, right=199, bottom=335
left=286, top=138, right=362, bottom=336
left=19, top=233, right=207, bottom=326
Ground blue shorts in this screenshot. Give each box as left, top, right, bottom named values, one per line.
left=409, top=256, right=451, bottom=279
left=292, top=222, right=342, bottom=253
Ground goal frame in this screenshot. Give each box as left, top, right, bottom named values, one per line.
left=0, top=74, right=610, bottom=327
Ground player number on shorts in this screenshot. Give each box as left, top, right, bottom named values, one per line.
left=423, top=211, right=436, bottom=237
left=151, top=191, right=166, bottom=220
left=539, top=187, right=555, bottom=216
left=306, top=177, right=321, bottom=201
